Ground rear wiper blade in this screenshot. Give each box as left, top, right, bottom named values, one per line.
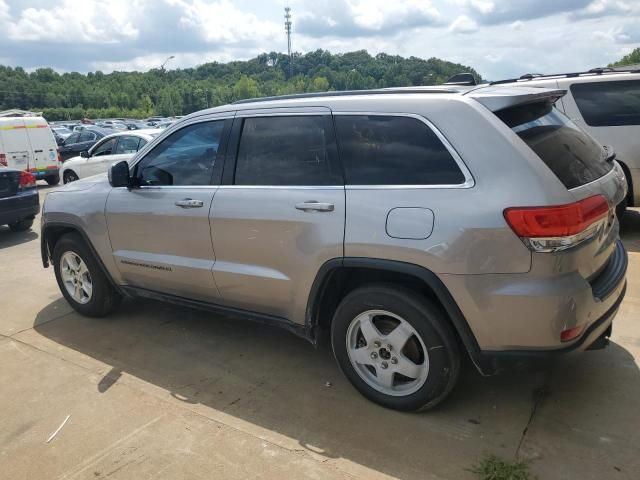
left=603, top=145, right=616, bottom=163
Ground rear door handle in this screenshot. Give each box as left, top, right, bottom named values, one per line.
left=295, top=201, right=334, bottom=212
left=175, top=198, right=204, bottom=208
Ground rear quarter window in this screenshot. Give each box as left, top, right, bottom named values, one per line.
left=496, top=102, right=612, bottom=189
left=570, top=80, right=640, bottom=127
left=334, top=115, right=465, bottom=186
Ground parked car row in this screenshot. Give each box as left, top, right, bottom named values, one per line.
left=60, top=129, right=161, bottom=183
left=40, top=69, right=632, bottom=411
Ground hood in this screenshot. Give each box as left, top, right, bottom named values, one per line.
left=57, top=172, right=108, bottom=192
left=63, top=155, right=83, bottom=166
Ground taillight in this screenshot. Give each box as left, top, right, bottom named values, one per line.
left=19, top=171, right=36, bottom=189
left=57, top=152, right=62, bottom=163
left=0, top=153, right=6, bottom=166
left=504, top=195, right=609, bottom=252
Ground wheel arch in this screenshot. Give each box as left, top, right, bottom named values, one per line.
left=617, top=159, right=634, bottom=207
left=41, top=222, right=123, bottom=294
left=62, top=168, right=78, bottom=183
left=305, top=257, right=490, bottom=374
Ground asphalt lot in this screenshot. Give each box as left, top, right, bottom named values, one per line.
left=1, top=183, right=639, bottom=480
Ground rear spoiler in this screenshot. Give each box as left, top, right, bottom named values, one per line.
left=464, top=85, right=566, bottom=112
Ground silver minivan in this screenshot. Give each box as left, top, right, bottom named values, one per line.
left=41, top=85, right=628, bottom=411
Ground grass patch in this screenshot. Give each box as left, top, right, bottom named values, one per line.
left=470, top=454, right=534, bottom=480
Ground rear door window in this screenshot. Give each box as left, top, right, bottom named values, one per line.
left=234, top=116, right=342, bottom=186
left=496, top=102, right=612, bottom=189
left=570, top=80, right=640, bottom=127
left=334, top=115, right=465, bottom=185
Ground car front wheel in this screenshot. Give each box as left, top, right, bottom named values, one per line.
left=52, top=233, right=121, bottom=317
left=331, top=285, right=460, bottom=411
left=63, top=170, right=79, bottom=184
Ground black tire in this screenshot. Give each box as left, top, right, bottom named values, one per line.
left=52, top=232, right=121, bottom=317
left=63, top=170, right=78, bottom=184
left=331, top=285, right=460, bottom=412
left=46, top=174, right=60, bottom=186
left=8, top=219, right=34, bottom=232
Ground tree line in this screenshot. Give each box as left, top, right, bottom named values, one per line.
left=0, top=50, right=481, bottom=120
left=609, top=48, right=640, bottom=69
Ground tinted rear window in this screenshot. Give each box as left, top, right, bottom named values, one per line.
left=334, top=115, right=465, bottom=185
left=496, top=102, right=611, bottom=189
left=234, top=116, right=341, bottom=186
left=571, top=80, right=640, bottom=127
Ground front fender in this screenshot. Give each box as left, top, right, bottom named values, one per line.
left=41, top=181, right=123, bottom=285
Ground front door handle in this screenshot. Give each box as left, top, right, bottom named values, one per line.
left=295, top=201, right=335, bottom=212
left=175, top=198, right=204, bottom=208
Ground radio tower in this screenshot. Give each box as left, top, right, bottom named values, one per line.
left=284, top=6, right=293, bottom=77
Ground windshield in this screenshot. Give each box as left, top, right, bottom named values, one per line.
left=496, top=102, right=612, bottom=189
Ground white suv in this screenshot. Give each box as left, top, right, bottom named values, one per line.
left=491, top=68, right=640, bottom=216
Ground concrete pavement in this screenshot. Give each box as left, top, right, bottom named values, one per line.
left=0, top=184, right=638, bottom=479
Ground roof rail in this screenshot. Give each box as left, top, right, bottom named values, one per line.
left=232, top=87, right=459, bottom=105
left=519, top=73, right=543, bottom=80
left=490, top=67, right=640, bottom=85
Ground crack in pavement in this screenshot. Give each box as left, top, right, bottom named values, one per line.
left=5, top=309, right=75, bottom=339
left=515, top=370, right=552, bottom=460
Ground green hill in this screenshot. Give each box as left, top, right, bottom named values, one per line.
left=0, top=50, right=481, bottom=120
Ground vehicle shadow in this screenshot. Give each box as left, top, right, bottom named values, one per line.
left=32, top=298, right=640, bottom=479
left=0, top=225, right=38, bottom=249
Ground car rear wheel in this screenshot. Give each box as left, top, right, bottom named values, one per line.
left=46, top=174, right=60, bottom=186
left=53, top=233, right=121, bottom=317
left=8, top=219, right=34, bottom=232
left=331, top=285, right=460, bottom=411
left=63, top=170, right=78, bottom=184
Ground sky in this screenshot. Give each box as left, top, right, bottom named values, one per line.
left=0, top=0, right=639, bottom=80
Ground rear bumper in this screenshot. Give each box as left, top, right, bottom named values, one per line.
left=477, top=280, right=625, bottom=371
left=440, top=239, right=628, bottom=353
left=0, top=190, right=40, bottom=225
left=29, top=167, right=59, bottom=178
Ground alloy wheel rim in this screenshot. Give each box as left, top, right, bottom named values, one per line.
left=346, top=309, right=429, bottom=396
left=60, top=251, right=93, bottom=304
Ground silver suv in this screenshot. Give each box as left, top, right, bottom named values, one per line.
left=41, top=86, right=628, bottom=411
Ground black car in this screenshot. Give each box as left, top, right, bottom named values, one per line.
left=57, top=128, right=108, bottom=161
left=0, top=167, right=39, bottom=232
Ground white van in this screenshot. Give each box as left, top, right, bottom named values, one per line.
left=0, top=116, right=60, bottom=185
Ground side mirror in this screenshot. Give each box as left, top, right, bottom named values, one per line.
left=80, top=150, right=89, bottom=158
left=108, top=160, right=131, bottom=188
